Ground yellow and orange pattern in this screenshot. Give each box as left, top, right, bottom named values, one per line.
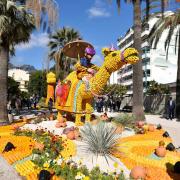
left=116, top=129, right=180, bottom=180
left=0, top=122, right=34, bottom=164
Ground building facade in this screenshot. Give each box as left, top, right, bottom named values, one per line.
left=8, top=68, right=30, bottom=92
left=110, top=11, right=178, bottom=94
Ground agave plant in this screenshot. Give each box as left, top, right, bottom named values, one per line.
left=80, top=122, right=121, bottom=163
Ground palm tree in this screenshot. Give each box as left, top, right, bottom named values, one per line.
left=115, top=0, right=144, bottom=120
left=149, top=9, right=180, bottom=120
left=15, top=0, right=59, bottom=32
left=48, top=27, right=81, bottom=78
left=0, top=0, right=35, bottom=122
left=115, top=0, right=169, bottom=120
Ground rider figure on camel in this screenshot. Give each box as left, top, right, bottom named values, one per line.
left=75, top=47, right=99, bottom=90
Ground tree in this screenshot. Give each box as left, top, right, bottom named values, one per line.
left=8, top=77, right=20, bottom=100
left=146, top=80, right=170, bottom=95
left=115, top=0, right=169, bottom=120
left=149, top=9, right=180, bottom=120
left=115, top=0, right=144, bottom=120
left=48, top=27, right=81, bottom=79
left=0, top=0, right=35, bottom=122
left=15, top=0, right=59, bottom=32
left=102, top=84, right=127, bottom=97
left=28, top=71, right=47, bottom=98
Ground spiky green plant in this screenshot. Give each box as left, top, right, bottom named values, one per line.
left=113, top=114, right=136, bottom=128
left=80, top=122, right=121, bottom=163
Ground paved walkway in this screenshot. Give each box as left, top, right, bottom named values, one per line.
left=0, top=156, right=21, bottom=180
left=145, top=115, right=180, bottom=148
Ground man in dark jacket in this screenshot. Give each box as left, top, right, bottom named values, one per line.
left=167, top=97, right=175, bottom=120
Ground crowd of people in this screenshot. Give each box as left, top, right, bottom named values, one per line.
left=7, top=95, right=39, bottom=115
left=95, top=96, right=122, bottom=113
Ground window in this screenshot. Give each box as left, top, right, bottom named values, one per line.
left=143, top=70, right=150, bottom=77
left=142, top=58, right=150, bottom=65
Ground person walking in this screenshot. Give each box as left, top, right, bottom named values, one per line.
left=116, top=98, right=121, bottom=112
left=48, top=97, right=53, bottom=112
left=167, top=97, right=175, bottom=120
left=15, top=97, right=21, bottom=115
left=112, top=98, right=116, bottom=112
left=7, top=100, right=13, bottom=123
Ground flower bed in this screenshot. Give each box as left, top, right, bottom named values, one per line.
left=0, top=121, right=180, bottom=180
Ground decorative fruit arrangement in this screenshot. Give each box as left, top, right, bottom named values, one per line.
left=155, top=146, right=166, bottom=157
left=130, top=166, right=146, bottom=179
left=61, top=138, right=77, bottom=159
left=55, top=116, right=67, bottom=128
left=66, top=130, right=75, bottom=140
left=136, top=121, right=145, bottom=128
left=34, top=142, right=44, bottom=151
left=55, top=121, right=67, bottom=128
left=0, top=136, right=34, bottom=164
left=63, top=127, right=77, bottom=140
left=15, top=160, right=36, bottom=177
left=115, top=124, right=124, bottom=134
left=148, top=124, right=155, bottom=132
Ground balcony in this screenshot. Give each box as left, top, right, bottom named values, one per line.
left=142, top=52, right=150, bottom=59
left=143, top=64, right=150, bottom=70
left=141, top=30, right=149, bottom=37
left=141, top=41, right=149, bottom=48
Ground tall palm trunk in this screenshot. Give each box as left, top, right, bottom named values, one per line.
left=0, top=45, right=9, bottom=122
left=132, top=0, right=145, bottom=120
left=176, top=30, right=180, bottom=121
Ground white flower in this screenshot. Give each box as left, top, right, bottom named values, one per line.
left=45, top=153, right=50, bottom=157
left=57, top=158, right=63, bottom=165
left=75, top=172, right=85, bottom=180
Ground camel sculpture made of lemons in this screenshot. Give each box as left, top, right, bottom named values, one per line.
left=56, top=48, right=140, bottom=126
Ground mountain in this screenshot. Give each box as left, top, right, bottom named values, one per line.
left=8, top=63, right=36, bottom=73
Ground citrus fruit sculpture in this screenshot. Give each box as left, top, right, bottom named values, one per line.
left=46, top=72, right=56, bottom=105
left=56, top=48, right=140, bottom=126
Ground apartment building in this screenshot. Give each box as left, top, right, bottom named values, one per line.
left=110, top=11, right=178, bottom=94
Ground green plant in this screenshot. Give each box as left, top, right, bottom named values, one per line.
left=80, top=122, right=121, bottom=164
left=53, top=162, right=126, bottom=180
left=14, top=129, right=63, bottom=168
left=113, top=114, right=135, bottom=128
left=146, top=80, right=170, bottom=95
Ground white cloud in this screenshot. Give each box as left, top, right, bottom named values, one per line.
left=88, top=7, right=110, bottom=18
left=16, top=33, right=49, bottom=50
left=87, top=0, right=111, bottom=18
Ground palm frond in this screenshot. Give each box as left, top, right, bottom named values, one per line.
left=0, top=0, right=35, bottom=49
left=164, top=26, right=174, bottom=60
left=48, top=26, right=81, bottom=76
left=149, top=10, right=180, bottom=53
left=175, top=29, right=180, bottom=55
left=116, top=0, right=121, bottom=13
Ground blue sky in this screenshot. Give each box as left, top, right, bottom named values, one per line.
left=11, top=0, right=177, bottom=69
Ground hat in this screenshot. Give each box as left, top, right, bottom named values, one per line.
left=85, top=47, right=96, bottom=55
